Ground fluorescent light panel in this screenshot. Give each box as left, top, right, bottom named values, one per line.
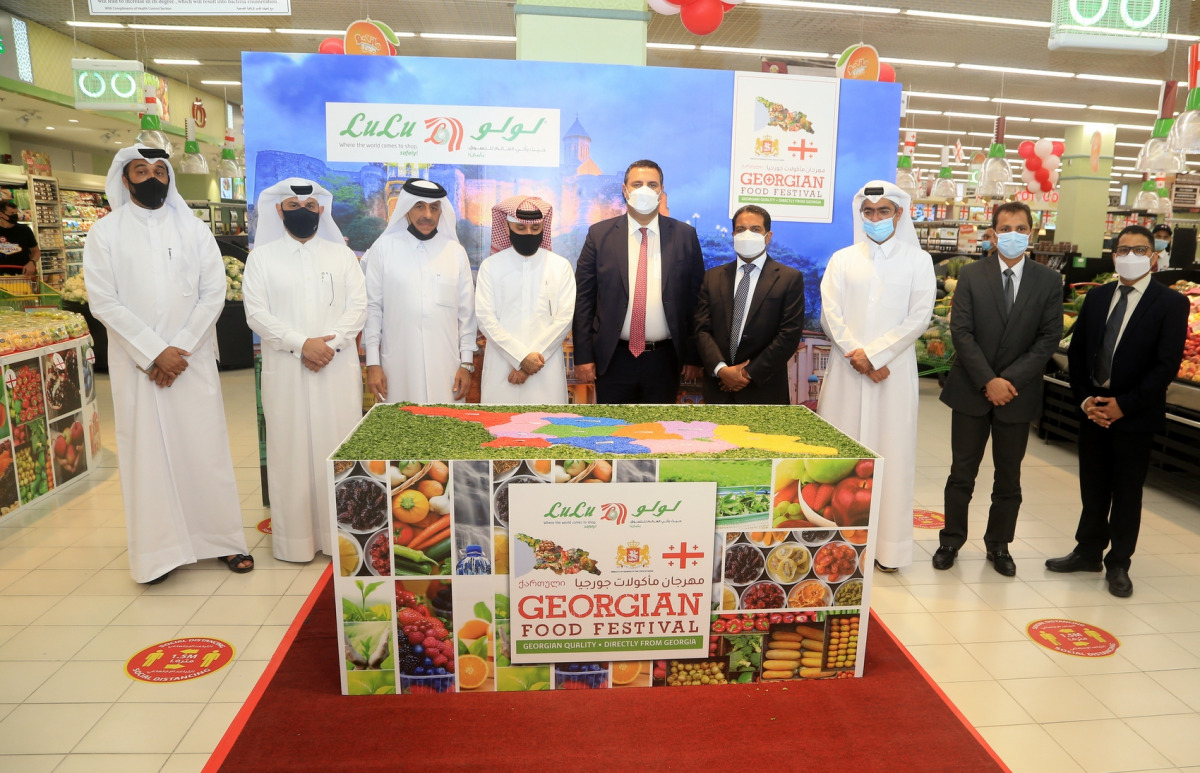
left=905, top=9, right=1050, bottom=27
left=959, top=63, right=1074, bottom=78
left=943, top=111, right=998, bottom=120
left=993, top=97, right=1085, bottom=109
left=700, top=45, right=828, bottom=57
left=647, top=43, right=697, bottom=50
left=275, top=28, right=354, bottom=36
left=904, top=108, right=943, bottom=115
left=746, top=1, right=900, bottom=13
left=881, top=57, right=955, bottom=68
left=419, top=32, right=516, bottom=41
left=1089, top=105, right=1159, bottom=115
left=1077, top=73, right=1162, bottom=85
left=906, top=91, right=989, bottom=102
left=153, top=59, right=201, bottom=65
left=1116, top=123, right=1153, bottom=131
left=66, top=21, right=124, bottom=29
left=201, top=80, right=241, bottom=85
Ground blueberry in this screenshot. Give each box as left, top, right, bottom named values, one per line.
left=414, top=667, right=425, bottom=675
left=413, top=645, right=424, bottom=655
left=435, top=667, right=446, bottom=675
left=567, top=664, right=579, bottom=672
left=423, top=657, right=434, bottom=667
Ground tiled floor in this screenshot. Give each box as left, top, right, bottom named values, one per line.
left=0, top=372, right=1197, bottom=772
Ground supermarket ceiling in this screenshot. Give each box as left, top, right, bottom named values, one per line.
left=3, top=0, right=1200, bottom=186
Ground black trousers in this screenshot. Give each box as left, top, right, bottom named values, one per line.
left=595, top=341, right=679, bottom=404
left=1074, top=420, right=1153, bottom=571
left=940, top=409, right=1030, bottom=550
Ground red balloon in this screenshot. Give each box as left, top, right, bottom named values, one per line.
left=720, top=1, right=737, bottom=9
left=1018, top=140, right=1036, bottom=159
left=878, top=63, right=895, bottom=83
left=318, top=36, right=344, bottom=55
left=1035, top=168, right=1051, bottom=184
left=387, top=41, right=397, bottom=56
left=1052, top=141, right=1065, bottom=156
left=1025, top=155, right=1042, bottom=172
left=681, top=0, right=725, bottom=34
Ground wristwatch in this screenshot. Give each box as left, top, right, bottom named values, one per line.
left=459, top=362, right=475, bottom=373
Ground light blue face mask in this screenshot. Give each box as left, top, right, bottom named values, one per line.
left=862, top=217, right=895, bottom=243
left=980, top=240, right=992, bottom=252
left=996, top=231, right=1030, bottom=259
left=1154, top=238, right=1169, bottom=252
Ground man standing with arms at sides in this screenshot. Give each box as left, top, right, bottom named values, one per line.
left=475, top=195, right=575, bottom=405
left=819, top=181, right=937, bottom=573
left=84, top=146, right=251, bottom=584
left=242, top=178, right=367, bottom=563
left=572, top=159, right=705, bottom=404
left=0, top=200, right=39, bottom=279
left=934, top=201, right=1062, bottom=576
left=1046, top=226, right=1187, bottom=597
left=362, top=179, right=477, bottom=404
left=695, top=204, right=805, bottom=404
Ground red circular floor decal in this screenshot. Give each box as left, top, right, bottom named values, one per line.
left=913, top=509, right=945, bottom=529
left=257, top=517, right=272, bottom=534
left=126, top=637, right=235, bottom=682
left=1026, top=619, right=1120, bottom=658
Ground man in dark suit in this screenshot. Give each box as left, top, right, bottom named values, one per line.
left=1046, top=225, right=1188, bottom=597
left=934, top=201, right=1063, bottom=576
left=694, top=205, right=805, bottom=404
left=572, top=159, right=706, bottom=403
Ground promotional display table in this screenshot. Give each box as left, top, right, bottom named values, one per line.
left=329, top=403, right=881, bottom=696
left=0, top=334, right=102, bottom=521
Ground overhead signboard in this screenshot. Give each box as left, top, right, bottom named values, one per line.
left=88, top=0, right=290, bottom=14
left=1049, top=0, right=1170, bottom=53
left=0, top=13, right=34, bottom=84
left=71, top=59, right=145, bottom=112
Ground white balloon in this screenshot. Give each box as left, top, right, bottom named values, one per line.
left=647, top=0, right=681, bottom=14
left=1043, top=155, right=1061, bottom=171
left=1029, top=181, right=1043, bottom=194
left=1049, top=169, right=1060, bottom=184
left=1034, top=138, right=1053, bottom=158
left=1021, top=169, right=1036, bottom=183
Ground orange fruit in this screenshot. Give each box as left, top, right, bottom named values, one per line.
left=457, top=619, right=489, bottom=640
left=611, top=661, right=641, bottom=685
left=458, top=654, right=489, bottom=689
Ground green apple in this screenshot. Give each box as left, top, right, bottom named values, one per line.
left=804, top=458, right=859, bottom=484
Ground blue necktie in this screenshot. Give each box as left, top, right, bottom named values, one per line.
left=729, top=262, right=756, bottom=363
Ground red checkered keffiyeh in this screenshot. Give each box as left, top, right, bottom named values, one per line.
left=489, top=195, right=553, bottom=254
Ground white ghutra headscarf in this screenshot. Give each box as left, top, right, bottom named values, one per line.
left=380, top=178, right=459, bottom=242
left=851, top=180, right=921, bottom=249
left=105, top=145, right=191, bottom=214
left=254, top=177, right=345, bottom=247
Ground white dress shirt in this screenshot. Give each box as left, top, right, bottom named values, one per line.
left=1085, top=272, right=1152, bottom=395
left=620, top=214, right=671, bottom=343
left=999, top=254, right=1025, bottom=302
left=714, top=252, right=767, bottom=374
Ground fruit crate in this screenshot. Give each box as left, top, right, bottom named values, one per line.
left=0, top=281, right=62, bottom=311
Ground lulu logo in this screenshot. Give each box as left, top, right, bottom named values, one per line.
left=598, top=500, right=682, bottom=525
left=424, top=117, right=464, bottom=152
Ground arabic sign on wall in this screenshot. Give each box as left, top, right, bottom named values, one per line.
left=729, top=72, right=840, bottom=223
left=325, top=103, right=561, bottom=167
left=89, top=0, right=291, bottom=14
left=508, top=482, right=716, bottom=663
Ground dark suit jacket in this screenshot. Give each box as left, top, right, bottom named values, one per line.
left=939, top=254, right=1064, bottom=423
left=1067, top=279, right=1188, bottom=434
left=694, top=256, right=805, bottom=404
left=572, top=214, right=705, bottom=375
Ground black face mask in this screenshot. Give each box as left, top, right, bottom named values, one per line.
left=407, top=222, right=437, bottom=241
left=509, top=229, right=541, bottom=257
left=281, top=207, right=320, bottom=240
left=127, top=176, right=169, bottom=209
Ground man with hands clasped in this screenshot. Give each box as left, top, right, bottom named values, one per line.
left=934, top=201, right=1062, bottom=576
left=1046, top=226, right=1188, bottom=597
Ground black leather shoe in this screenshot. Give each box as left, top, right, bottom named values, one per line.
left=1106, top=568, right=1133, bottom=598
left=873, top=559, right=898, bottom=574
left=932, top=546, right=958, bottom=570
left=1045, top=552, right=1104, bottom=573
left=986, top=549, right=1016, bottom=576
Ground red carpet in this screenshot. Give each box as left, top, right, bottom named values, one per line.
left=208, top=567, right=1007, bottom=772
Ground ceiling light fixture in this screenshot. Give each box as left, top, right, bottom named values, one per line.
left=992, top=97, right=1086, bottom=109
left=647, top=42, right=697, bottom=50
left=942, top=111, right=998, bottom=119
left=1077, top=73, right=1162, bottom=85
left=904, top=108, right=943, bottom=115
left=1088, top=105, right=1160, bottom=115
left=906, top=90, right=989, bottom=102
left=880, top=57, right=955, bottom=68
left=201, top=80, right=241, bottom=85
left=1115, top=141, right=1144, bottom=147
left=129, top=23, right=269, bottom=33
left=419, top=32, right=517, bottom=42
left=66, top=21, right=124, bottom=29
left=905, top=9, right=1050, bottom=27
left=1029, top=117, right=1088, bottom=126
left=959, top=63, right=1074, bottom=78
left=45, top=127, right=54, bottom=131
left=746, top=1, right=901, bottom=13
left=1116, top=123, right=1154, bottom=131
left=700, top=45, right=828, bottom=57
left=68, top=119, right=78, bottom=123
left=153, top=59, right=202, bottom=65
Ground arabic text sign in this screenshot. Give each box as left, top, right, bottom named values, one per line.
left=326, top=103, right=560, bottom=167
left=89, top=0, right=291, bottom=13
left=509, top=482, right=716, bottom=663
left=1027, top=619, right=1120, bottom=658
left=730, top=72, right=840, bottom=223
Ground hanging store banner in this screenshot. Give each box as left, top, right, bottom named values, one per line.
left=71, top=59, right=145, bottom=112
left=1049, top=0, right=1170, bottom=53
left=729, top=72, right=840, bottom=223
left=325, top=103, right=560, bottom=167
left=89, top=0, right=290, bottom=14
left=508, top=481, right=716, bottom=663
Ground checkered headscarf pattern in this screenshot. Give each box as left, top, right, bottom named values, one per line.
left=489, top=195, right=553, bottom=254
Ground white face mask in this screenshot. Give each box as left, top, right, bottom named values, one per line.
left=626, top=186, right=660, bottom=216
left=1114, top=253, right=1152, bottom=281
left=733, top=231, right=767, bottom=259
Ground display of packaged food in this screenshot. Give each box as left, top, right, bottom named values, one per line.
left=0, top=309, right=89, bottom=355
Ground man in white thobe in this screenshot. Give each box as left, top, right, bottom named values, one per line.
left=243, top=178, right=367, bottom=562
left=362, top=179, right=477, bottom=404
left=84, top=145, right=251, bottom=584
left=476, top=196, right=575, bottom=404
left=818, top=180, right=937, bottom=572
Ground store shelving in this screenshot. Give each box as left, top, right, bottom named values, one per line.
left=27, top=176, right=65, bottom=290
left=61, top=189, right=110, bottom=279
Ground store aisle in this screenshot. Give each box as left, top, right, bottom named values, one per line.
left=0, top=373, right=1197, bottom=772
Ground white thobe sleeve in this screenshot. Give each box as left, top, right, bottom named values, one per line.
left=530, top=260, right=576, bottom=361
left=82, top=222, right=169, bottom=370
left=168, top=225, right=228, bottom=354
left=861, top=254, right=938, bottom=369
left=819, top=252, right=861, bottom=358
left=242, top=248, right=306, bottom=358
left=474, top=260, right=525, bottom=371
left=362, top=244, right=384, bottom=367
left=456, top=249, right=478, bottom=362
left=326, top=248, right=368, bottom=354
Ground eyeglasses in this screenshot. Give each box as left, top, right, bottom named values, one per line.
left=1114, top=246, right=1153, bottom=256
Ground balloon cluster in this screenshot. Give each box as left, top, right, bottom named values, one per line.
left=1018, top=139, right=1065, bottom=195
left=319, top=19, right=404, bottom=56
left=648, top=0, right=745, bottom=36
